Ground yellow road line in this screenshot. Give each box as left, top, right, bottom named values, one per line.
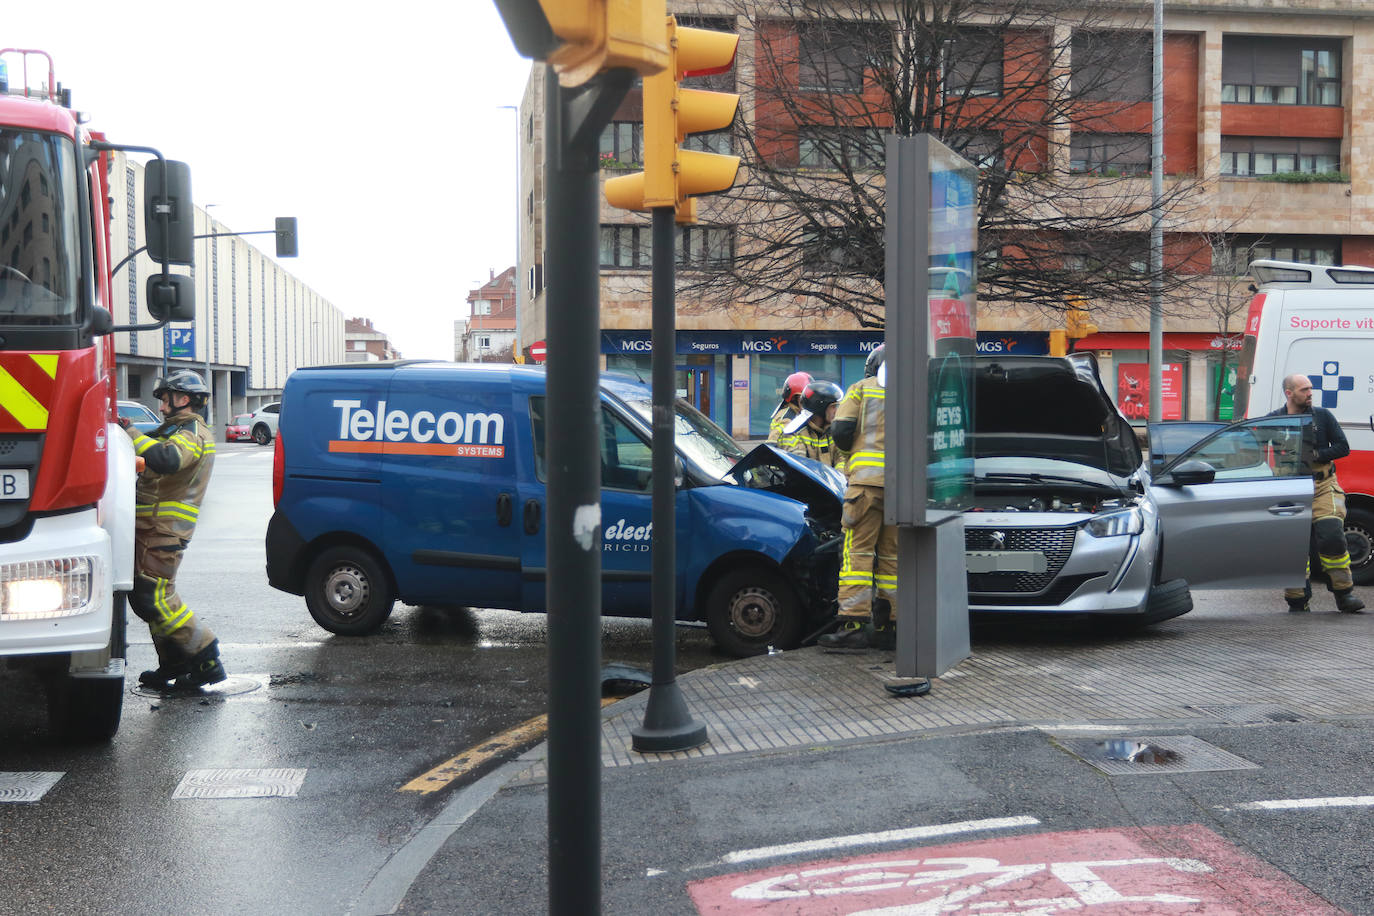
left=400, top=698, right=617, bottom=794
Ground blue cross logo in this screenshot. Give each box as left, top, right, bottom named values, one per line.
left=1309, top=361, right=1354, bottom=408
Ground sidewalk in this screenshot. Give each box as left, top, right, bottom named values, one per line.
left=375, top=606, right=1374, bottom=915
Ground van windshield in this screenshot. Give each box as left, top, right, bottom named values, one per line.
left=618, top=394, right=745, bottom=480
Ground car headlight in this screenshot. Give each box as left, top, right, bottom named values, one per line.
left=1084, top=507, right=1143, bottom=538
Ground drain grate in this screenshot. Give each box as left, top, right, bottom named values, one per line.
left=1063, top=735, right=1260, bottom=776
left=0, top=772, right=63, bottom=803
left=1192, top=704, right=1303, bottom=724
left=172, top=768, right=307, bottom=799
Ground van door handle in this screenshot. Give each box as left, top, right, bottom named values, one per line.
left=1267, top=502, right=1305, bottom=517
left=496, top=493, right=513, bottom=527
left=523, top=499, right=542, bottom=534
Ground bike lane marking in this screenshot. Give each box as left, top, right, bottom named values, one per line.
left=688, top=824, right=1344, bottom=914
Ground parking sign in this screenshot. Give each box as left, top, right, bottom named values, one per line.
left=168, top=325, right=195, bottom=358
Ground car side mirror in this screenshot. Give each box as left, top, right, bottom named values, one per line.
left=674, top=456, right=685, bottom=488
left=1158, top=459, right=1217, bottom=488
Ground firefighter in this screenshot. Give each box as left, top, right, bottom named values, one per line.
left=767, top=371, right=812, bottom=442
left=1269, top=373, right=1365, bottom=614
left=118, top=369, right=228, bottom=689
left=778, top=379, right=846, bottom=471
left=819, top=345, right=908, bottom=656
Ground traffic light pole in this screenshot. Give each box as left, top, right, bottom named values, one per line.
left=543, top=65, right=630, bottom=916
left=631, top=206, right=708, bottom=754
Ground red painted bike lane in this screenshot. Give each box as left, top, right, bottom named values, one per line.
left=688, top=824, right=1345, bottom=914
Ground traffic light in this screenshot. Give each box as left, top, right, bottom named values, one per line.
left=275, top=217, right=298, bottom=258
left=1048, top=330, right=1068, bottom=357
left=1065, top=296, right=1097, bottom=339
left=603, top=16, right=740, bottom=223
left=494, top=0, right=670, bottom=87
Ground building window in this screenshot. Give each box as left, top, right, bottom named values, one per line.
left=797, top=126, right=883, bottom=170
left=600, top=121, right=642, bottom=166
left=945, top=29, right=1002, bottom=98
left=352, top=340, right=366, bottom=351
left=1071, top=31, right=1152, bottom=102
left=600, top=224, right=651, bottom=269
left=1219, top=137, right=1340, bottom=176
left=1218, top=236, right=1339, bottom=272
left=947, top=130, right=1003, bottom=172
left=1221, top=36, right=1341, bottom=107
left=476, top=335, right=492, bottom=350
left=798, top=21, right=887, bottom=93
left=679, top=226, right=733, bottom=270
left=473, top=300, right=492, bottom=316
left=1069, top=133, right=1150, bottom=176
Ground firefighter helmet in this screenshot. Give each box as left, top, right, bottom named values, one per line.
left=864, top=344, right=885, bottom=378
left=153, top=369, right=210, bottom=404
left=779, top=371, right=812, bottom=406
left=799, top=380, right=844, bottom=417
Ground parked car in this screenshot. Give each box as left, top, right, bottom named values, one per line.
left=962, top=353, right=1314, bottom=625
left=226, top=414, right=254, bottom=442
left=117, top=399, right=162, bottom=433
left=245, top=402, right=281, bottom=444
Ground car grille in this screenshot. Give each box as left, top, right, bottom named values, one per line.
left=965, top=525, right=1077, bottom=594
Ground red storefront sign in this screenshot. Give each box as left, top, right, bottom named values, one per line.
left=1117, top=362, right=1182, bottom=420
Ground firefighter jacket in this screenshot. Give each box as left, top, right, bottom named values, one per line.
left=767, top=402, right=800, bottom=442
left=125, top=408, right=216, bottom=547
left=1264, top=403, right=1349, bottom=477
left=777, top=420, right=847, bottom=472
left=833, top=377, right=885, bottom=488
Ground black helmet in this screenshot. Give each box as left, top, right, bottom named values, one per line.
left=153, top=369, right=209, bottom=403
left=864, top=344, right=885, bottom=378
left=799, top=380, right=843, bottom=417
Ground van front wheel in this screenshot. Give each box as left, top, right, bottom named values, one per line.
left=705, top=568, right=802, bottom=658
left=305, top=546, right=395, bottom=635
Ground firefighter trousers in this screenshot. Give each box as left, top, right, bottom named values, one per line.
left=837, top=485, right=897, bottom=622
left=129, top=539, right=217, bottom=665
left=1285, top=471, right=1353, bottom=599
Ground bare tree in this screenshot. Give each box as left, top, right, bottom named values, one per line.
left=674, top=0, right=1212, bottom=328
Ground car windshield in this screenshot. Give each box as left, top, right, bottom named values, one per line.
left=0, top=129, right=81, bottom=326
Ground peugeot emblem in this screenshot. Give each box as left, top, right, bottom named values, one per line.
left=990, top=531, right=1006, bottom=549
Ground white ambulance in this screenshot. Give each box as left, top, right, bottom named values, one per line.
left=1232, top=259, right=1374, bottom=584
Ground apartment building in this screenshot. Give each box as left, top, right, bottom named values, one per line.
left=516, top=1, right=1374, bottom=437
left=457, top=267, right=518, bottom=362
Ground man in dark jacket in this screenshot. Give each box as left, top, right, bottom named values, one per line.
left=1269, top=373, right=1365, bottom=613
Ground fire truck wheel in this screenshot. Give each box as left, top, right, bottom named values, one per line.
left=1346, top=507, right=1374, bottom=586
left=305, top=545, right=396, bottom=635
left=47, top=671, right=123, bottom=743
left=705, top=567, right=802, bottom=658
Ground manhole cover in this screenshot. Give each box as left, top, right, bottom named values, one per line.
left=172, top=768, right=307, bottom=799
left=1063, top=735, right=1260, bottom=776
left=0, top=772, right=63, bottom=803
left=131, top=673, right=264, bottom=700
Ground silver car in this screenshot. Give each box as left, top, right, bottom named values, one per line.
left=962, top=354, right=1313, bottom=624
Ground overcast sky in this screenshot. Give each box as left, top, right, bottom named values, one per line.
left=5, top=3, right=532, bottom=359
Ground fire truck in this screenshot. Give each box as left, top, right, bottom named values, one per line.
left=0, top=49, right=195, bottom=739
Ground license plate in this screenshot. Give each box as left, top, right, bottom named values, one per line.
left=0, top=469, right=29, bottom=500
left=965, top=550, right=1048, bottom=573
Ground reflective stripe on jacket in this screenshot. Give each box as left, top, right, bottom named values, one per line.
left=835, top=377, right=884, bottom=487
left=126, top=408, right=216, bottom=544
left=778, top=422, right=846, bottom=471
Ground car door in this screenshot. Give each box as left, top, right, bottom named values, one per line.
left=1150, top=414, right=1313, bottom=589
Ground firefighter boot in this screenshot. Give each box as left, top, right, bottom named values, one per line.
left=139, top=661, right=189, bottom=689
left=1286, top=582, right=1312, bottom=614
left=1334, top=589, right=1366, bottom=614
left=870, top=598, right=896, bottom=650
left=171, top=640, right=227, bottom=689
left=819, top=619, right=876, bottom=651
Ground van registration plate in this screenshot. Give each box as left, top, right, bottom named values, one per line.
left=0, top=469, right=29, bottom=500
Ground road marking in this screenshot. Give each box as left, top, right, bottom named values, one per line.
left=399, top=698, right=615, bottom=795
left=0, top=772, right=63, bottom=803
left=1233, top=795, right=1374, bottom=811
left=718, top=815, right=1041, bottom=865
left=172, top=768, right=307, bottom=799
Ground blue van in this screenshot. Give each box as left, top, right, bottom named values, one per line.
left=265, top=361, right=845, bottom=656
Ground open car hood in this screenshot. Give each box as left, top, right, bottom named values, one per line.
left=728, top=444, right=846, bottom=509
left=971, top=353, right=1142, bottom=478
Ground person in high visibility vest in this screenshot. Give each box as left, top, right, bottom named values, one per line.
left=819, top=345, right=899, bottom=652
left=118, top=369, right=228, bottom=691
left=777, top=379, right=846, bottom=471
left=1268, top=373, right=1365, bottom=614
left=768, top=371, right=812, bottom=442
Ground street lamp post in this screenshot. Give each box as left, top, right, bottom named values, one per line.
left=499, top=103, right=521, bottom=357
left=203, top=204, right=219, bottom=427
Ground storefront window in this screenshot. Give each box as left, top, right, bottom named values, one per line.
left=750, top=357, right=795, bottom=437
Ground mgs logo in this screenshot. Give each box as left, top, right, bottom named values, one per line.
left=1310, top=361, right=1354, bottom=408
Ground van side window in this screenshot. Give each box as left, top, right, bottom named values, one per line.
left=528, top=396, right=652, bottom=492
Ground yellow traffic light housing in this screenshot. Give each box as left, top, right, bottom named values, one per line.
left=1065, top=296, right=1097, bottom=339
left=604, top=16, right=741, bottom=222
left=496, top=0, right=670, bottom=87
left=1047, top=330, right=1068, bottom=357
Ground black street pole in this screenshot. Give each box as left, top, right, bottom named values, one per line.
left=543, top=66, right=630, bottom=916
left=631, top=206, right=708, bottom=754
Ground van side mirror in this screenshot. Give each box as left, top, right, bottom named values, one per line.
left=146, top=274, right=196, bottom=322
left=144, top=160, right=194, bottom=265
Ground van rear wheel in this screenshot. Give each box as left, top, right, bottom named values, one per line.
left=305, top=546, right=395, bottom=635
left=705, top=568, right=802, bottom=658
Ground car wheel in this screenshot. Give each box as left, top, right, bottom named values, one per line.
left=252, top=424, right=272, bottom=445
left=304, top=546, right=395, bottom=635
left=1144, top=577, right=1193, bottom=624
left=1345, top=507, right=1374, bottom=586
left=705, top=567, right=802, bottom=658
